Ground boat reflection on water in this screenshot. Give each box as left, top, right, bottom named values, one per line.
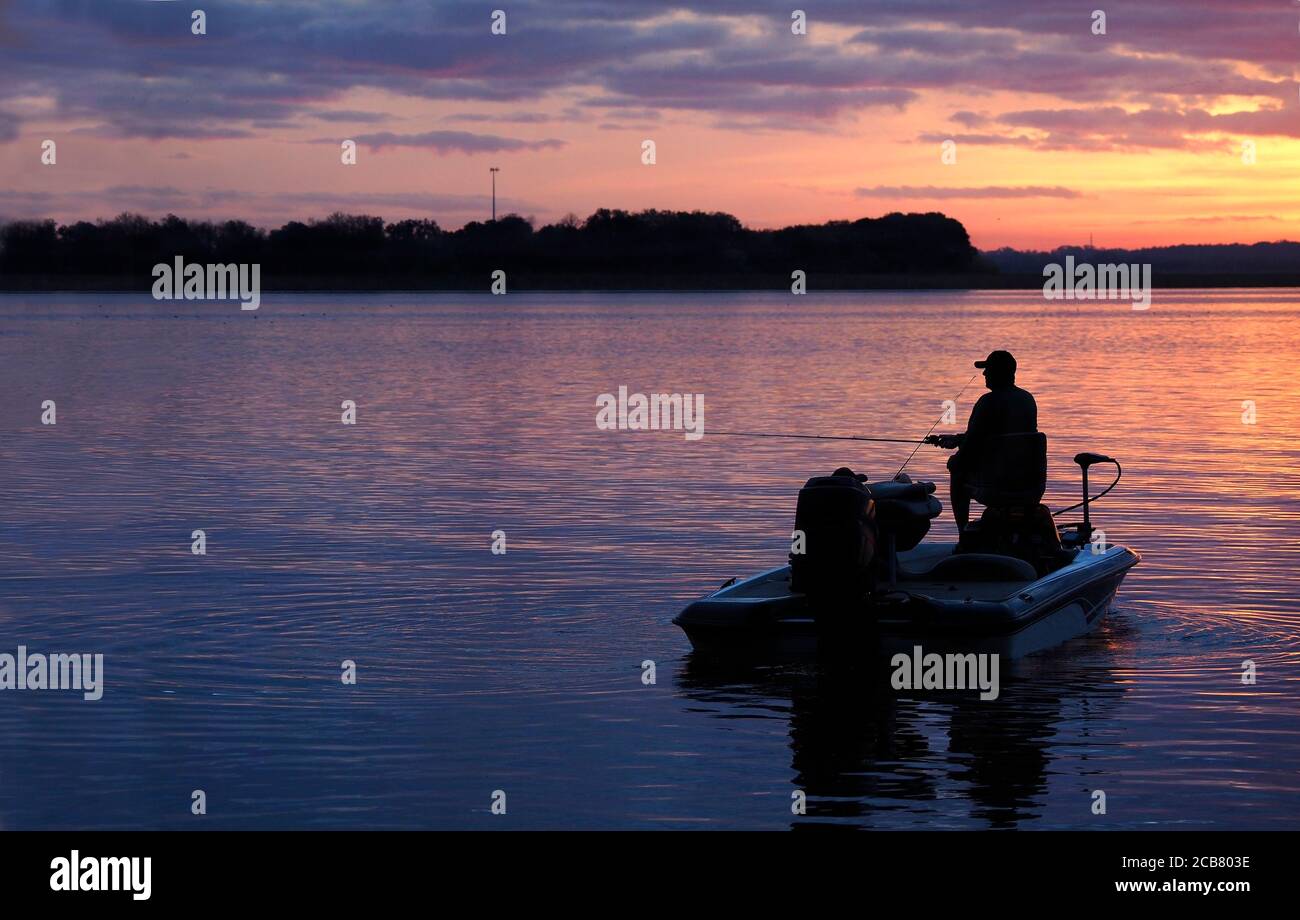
left=675, top=626, right=1132, bottom=830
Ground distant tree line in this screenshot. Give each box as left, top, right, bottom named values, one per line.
left=0, top=209, right=985, bottom=283
left=984, top=242, right=1300, bottom=275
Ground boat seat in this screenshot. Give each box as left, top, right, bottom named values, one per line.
left=867, top=478, right=942, bottom=552
left=921, top=552, right=1037, bottom=583
left=968, top=432, right=1047, bottom=507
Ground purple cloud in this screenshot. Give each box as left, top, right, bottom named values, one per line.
left=0, top=184, right=541, bottom=226
left=0, top=0, right=1292, bottom=147
left=352, top=131, right=565, bottom=154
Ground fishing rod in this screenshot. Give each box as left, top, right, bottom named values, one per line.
left=709, top=431, right=926, bottom=445
left=709, top=368, right=983, bottom=468
left=894, top=371, right=981, bottom=478
left=709, top=368, right=1128, bottom=520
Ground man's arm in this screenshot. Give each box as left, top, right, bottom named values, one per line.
left=925, top=395, right=982, bottom=449
left=926, top=394, right=990, bottom=450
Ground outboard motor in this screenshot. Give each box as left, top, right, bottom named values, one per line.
left=790, top=468, right=944, bottom=610
left=789, top=471, right=877, bottom=602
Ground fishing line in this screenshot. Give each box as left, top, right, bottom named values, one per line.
left=708, top=431, right=925, bottom=444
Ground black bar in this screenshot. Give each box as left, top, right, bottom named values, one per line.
left=2, top=830, right=1280, bottom=906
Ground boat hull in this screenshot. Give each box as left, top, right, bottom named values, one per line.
left=673, top=544, right=1140, bottom=658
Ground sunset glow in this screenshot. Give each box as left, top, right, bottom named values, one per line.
left=3, top=1, right=1300, bottom=248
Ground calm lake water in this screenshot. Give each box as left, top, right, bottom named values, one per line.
left=1, top=290, right=1298, bottom=830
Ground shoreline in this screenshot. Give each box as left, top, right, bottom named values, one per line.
left=7, top=272, right=1300, bottom=293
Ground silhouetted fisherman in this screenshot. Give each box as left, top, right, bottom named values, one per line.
left=926, top=350, right=1037, bottom=531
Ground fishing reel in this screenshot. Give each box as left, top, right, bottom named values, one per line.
left=922, top=434, right=962, bottom=450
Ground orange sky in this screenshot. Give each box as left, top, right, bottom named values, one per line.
left=3, top=2, right=1299, bottom=250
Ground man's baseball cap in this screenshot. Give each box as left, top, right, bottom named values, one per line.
left=974, top=350, right=1016, bottom=373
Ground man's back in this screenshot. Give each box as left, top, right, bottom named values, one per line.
left=965, top=384, right=1037, bottom=453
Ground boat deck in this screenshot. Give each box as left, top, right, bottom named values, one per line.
left=897, top=578, right=1031, bottom=602
left=722, top=544, right=1041, bottom=605
left=897, top=543, right=1033, bottom=602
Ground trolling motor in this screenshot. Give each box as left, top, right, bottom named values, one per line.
left=1057, top=452, right=1121, bottom=547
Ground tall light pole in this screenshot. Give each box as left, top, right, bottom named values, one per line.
left=489, top=167, right=499, bottom=222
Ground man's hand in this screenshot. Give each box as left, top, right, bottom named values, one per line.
left=925, top=434, right=962, bottom=450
